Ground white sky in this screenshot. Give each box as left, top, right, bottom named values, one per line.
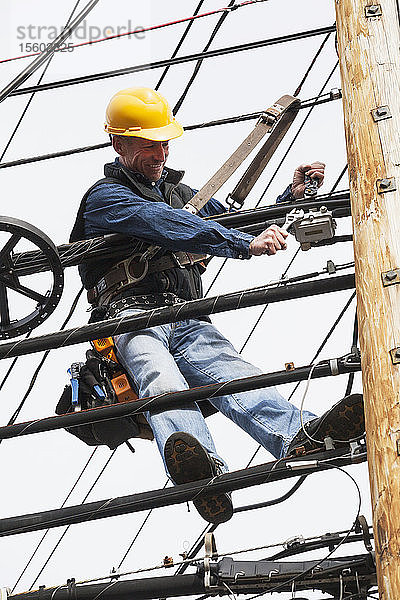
left=0, top=2, right=373, bottom=599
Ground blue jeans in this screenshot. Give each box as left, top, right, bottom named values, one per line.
left=114, top=313, right=316, bottom=472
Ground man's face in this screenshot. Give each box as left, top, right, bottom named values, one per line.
left=116, top=137, right=169, bottom=182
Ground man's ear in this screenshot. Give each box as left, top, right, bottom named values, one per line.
left=112, top=136, right=125, bottom=156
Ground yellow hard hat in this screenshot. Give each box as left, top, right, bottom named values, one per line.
left=104, top=87, right=183, bottom=141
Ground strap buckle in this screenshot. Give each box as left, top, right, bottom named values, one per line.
left=116, top=253, right=149, bottom=289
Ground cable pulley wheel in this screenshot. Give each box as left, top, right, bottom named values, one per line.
left=0, top=216, right=64, bottom=339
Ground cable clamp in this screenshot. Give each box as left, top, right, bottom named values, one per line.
left=110, top=567, right=120, bottom=581
left=204, top=533, right=219, bottom=591
left=283, top=534, right=305, bottom=550
left=329, top=358, right=340, bottom=376
left=67, top=578, right=77, bottom=600
left=285, top=460, right=318, bottom=471
left=350, top=440, right=367, bottom=463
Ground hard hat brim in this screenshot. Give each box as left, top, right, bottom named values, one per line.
left=105, top=119, right=184, bottom=141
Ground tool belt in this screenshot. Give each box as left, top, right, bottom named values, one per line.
left=87, top=250, right=207, bottom=305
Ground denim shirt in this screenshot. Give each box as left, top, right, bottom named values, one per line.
left=84, top=160, right=295, bottom=261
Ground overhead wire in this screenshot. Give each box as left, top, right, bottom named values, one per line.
left=345, top=309, right=359, bottom=397
left=11, top=447, right=98, bottom=592
left=0, top=0, right=82, bottom=162
left=30, top=522, right=366, bottom=588
left=29, top=449, right=118, bottom=590
left=8, top=26, right=336, bottom=98
left=0, top=92, right=341, bottom=171
left=243, top=463, right=362, bottom=599
left=173, top=0, right=236, bottom=114
left=155, top=1, right=206, bottom=91
left=0, top=1, right=266, bottom=67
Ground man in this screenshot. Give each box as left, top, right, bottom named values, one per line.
left=72, top=87, right=364, bottom=524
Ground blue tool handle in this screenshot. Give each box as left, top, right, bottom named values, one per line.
left=68, top=367, right=80, bottom=406
left=93, top=384, right=106, bottom=399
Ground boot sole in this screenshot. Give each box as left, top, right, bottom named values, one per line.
left=164, top=432, right=233, bottom=524
left=287, top=393, right=365, bottom=456
left=312, top=393, right=364, bottom=442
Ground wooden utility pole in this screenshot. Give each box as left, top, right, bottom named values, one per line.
left=335, top=1, right=400, bottom=597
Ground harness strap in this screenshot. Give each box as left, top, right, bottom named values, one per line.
left=227, top=96, right=301, bottom=208
left=184, top=94, right=300, bottom=214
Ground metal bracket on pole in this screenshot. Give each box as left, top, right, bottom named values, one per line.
left=389, top=347, right=400, bottom=365
left=376, top=177, right=396, bottom=194
left=381, top=269, right=400, bottom=286
left=371, top=105, right=392, bottom=122
left=365, top=4, right=382, bottom=17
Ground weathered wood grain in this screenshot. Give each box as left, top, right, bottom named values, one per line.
left=335, top=0, right=400, bottom=598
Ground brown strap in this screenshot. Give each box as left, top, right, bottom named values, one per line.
left=228, top=96, right=301, bottom=207
left=183, top=95, right=300, bottom=214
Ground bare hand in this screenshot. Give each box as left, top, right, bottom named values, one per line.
left=249, top=225, right=289, bottom=256
left=291, top=161, right=325, bottom=199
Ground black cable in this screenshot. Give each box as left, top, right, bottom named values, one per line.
left=238, top=246, right=300, bottom=353
left=0, top=94, right=340, bottom=171
left=29, top=449, right=117, bottom=590
left=0, top=0, right=82, bottom=162
left=173, top=0, right=236, bottom=114
left=331, top=164, right=348, bottom=192
left=234, top=474, right=307, bottom=513
left=117, top=480, right=169, bottom=569
left=8, top=26, right=336, bottom=98
left=244, top=462, right=362, bottom=598
left=293, top=24, right=334, bottom=96
left=0, top=331, right=32, bottom=392
left=254, top=59, right=339, bottom=210
left=345, top=309, right=358, bottom=397
left=11, top=448, right=98, bottom=593
left=155, top=1, right=205, bottom=91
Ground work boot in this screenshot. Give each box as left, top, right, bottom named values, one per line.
left=286, top=393, right=365, bottom=457
left=164, top=432, right=233, bottom=524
